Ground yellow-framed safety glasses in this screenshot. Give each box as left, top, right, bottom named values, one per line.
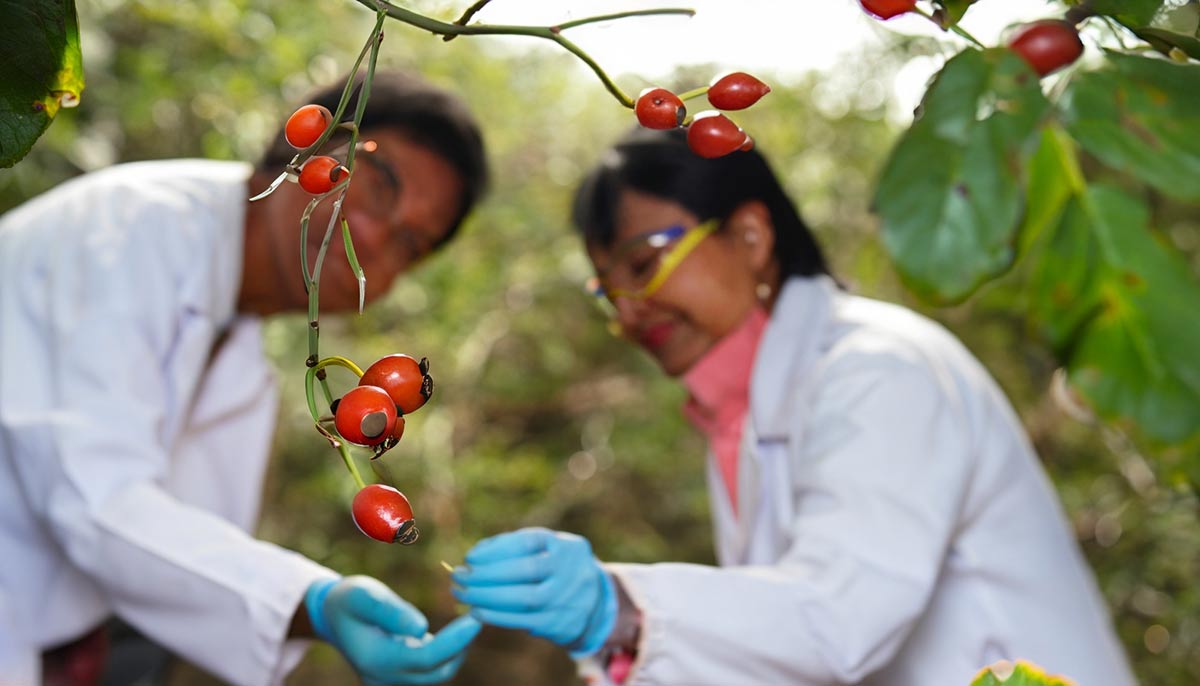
left=585, top=218, right=719, bottom=310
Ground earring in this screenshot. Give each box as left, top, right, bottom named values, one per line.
left=755, top=282, right=772, bottom=301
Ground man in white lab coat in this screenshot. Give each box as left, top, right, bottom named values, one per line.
left=0, top=71, right=488, bottom=685
left=449, top=127, right=1137, bottom=685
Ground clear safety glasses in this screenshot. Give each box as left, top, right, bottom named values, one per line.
left=585, top=218, right=718, bottom=318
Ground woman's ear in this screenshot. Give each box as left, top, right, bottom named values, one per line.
left=726, top=200, right=775, bottom=273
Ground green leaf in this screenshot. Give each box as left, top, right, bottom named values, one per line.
left=1027, top=194, right=1104, bottom=350
left=1016, top=126, right=1081, bottom=259
left=1090, top=0, right=1165, bottom=26
left=1131, top=27, right=1200, bottom=61
left=874, top=48, right=1050, bottom=304
left=1031, top=185, right=1200, bottom=443
left=1060, top=52, right=1200, bottom=202
left=970, top=660, right=1075, bottom=686
left=0, top=0, right=84, bottom=168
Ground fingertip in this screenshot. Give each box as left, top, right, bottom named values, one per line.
left=447, top=613, right=483, bottom=638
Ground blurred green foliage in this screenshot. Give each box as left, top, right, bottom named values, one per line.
left=2, top=1, right=1198, bottom=684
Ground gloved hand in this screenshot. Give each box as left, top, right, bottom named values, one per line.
left=305, top=575, right=481, bottom=685
left=450, top=527, right=617, bottom=657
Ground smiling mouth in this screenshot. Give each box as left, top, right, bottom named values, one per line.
left=637, top=322, right=675, bottom=350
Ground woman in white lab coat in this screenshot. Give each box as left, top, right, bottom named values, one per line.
left=0, top=72, right=487, bottom=686
left=450, top=127, right=1137, bottom=686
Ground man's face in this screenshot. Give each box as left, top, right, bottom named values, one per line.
left=256, top=129, right=466, bottom=313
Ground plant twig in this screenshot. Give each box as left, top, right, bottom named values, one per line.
left=444, top=0, right=493, bottom=40
left=351, top=1, right=695, bottom=108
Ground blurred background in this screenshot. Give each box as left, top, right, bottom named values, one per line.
left=3, top=1, right=1198, bottom=684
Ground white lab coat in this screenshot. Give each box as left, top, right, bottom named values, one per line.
left=0, top=160, right=336, bottom=686
left=594, top=276, right=1135, bottom=686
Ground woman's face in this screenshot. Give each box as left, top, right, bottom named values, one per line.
left=586, top=189, right=775, bottom=377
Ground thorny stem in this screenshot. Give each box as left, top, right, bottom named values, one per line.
left=445, top=0, right=494, bottom=39
left=351, top=1, right=696, bottom=108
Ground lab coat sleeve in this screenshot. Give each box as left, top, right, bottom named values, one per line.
left=605, top=356, right=973, bottom=686
left=0, top=218, right=334, bottom=685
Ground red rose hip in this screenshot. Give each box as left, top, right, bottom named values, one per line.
left=298, top=156, right=347, bottom=195
left=635, top=87, right=686, bottom=130
left=352, top=483, right=419, bottom=544
left=360, top=354, right=433, bottom=415
left=1008, top=20, right=1084, bottom=77
left=858, top=0, right=916, bottom=20
left=285, top=104, right=333, bottom=149
left=707, top=72, right=771, bottom=111
left=686, top=112, right=748, bottom=159
left=334, top=385, right=397, bottom=446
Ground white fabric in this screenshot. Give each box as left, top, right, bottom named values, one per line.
left=0, top=160, right=336, bottom=686
left=594, top=276, right=1135, bottom=686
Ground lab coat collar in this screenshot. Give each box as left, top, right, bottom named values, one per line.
left=749, top=275, right=836, bottom=440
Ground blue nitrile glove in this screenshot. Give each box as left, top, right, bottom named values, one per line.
left=305, top=575, right=482, bottom=685
left=450, top=527, right=617, bottom=658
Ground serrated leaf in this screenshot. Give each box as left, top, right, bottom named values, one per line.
left=1030, top=185, right=1200, bottom=443
left=0, top=0, right=84, bottom=168
left=1060, top=52, right=1200, bottom=202
left=874, top=48, right=1050, bottom=304
left=1090, top=0, right=1166, bottom=26
left=1131, top=27, right=1200, bottom=61
left=971, top=660, right=1076, bottom=686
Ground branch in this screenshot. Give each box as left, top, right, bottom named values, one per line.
left=350, top=1, right=696, bottom=108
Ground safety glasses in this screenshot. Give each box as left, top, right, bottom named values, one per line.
left=585, top=218, right=718, bottom=317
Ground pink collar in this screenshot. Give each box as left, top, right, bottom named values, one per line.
left=682, top=306, right=769, bottom=428
left=681, top=306, right=769, bottom=513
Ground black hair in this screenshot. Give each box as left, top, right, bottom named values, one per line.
left=571, top=127, right=829, bottom=280
left=260, top=70, right=489, bottom=241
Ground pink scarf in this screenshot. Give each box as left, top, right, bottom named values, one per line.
left=681, top=306, right=769, bottom=516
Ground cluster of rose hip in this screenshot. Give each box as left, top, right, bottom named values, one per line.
left=283, top=104, right=350, bottom=194
left=634, top=72, right=771, bottom=158
left=861, top=0, right=1086, bottom=77
left=330, top=353, right=435, bottom=545
left=310, top=353, right=435, bottom=545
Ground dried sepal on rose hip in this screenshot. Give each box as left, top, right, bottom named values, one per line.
left=635, top=87, right=686, bottom=130
left=706, top=72, right=771, bottom=111
left=285, top=104, right=333, bottom=149
left=1008, top=20, right=1084, bottom=77
left=298, top=156, right=348, bottom=195
left=359, top=354, right=434, bottom=415
left=334, top=385, right=397, bottom=447
left=352, top=483, right=419, bottom=544
left=858, top=0, right=917, bottom=20
left=686, top=111, right=749, bottom=159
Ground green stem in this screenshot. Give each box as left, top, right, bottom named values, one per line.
left=676, top=85, right=709, bottom=102
left=445, top=0, right=493, bottom=39
left=338, top=443, right=367, bottom=489
left=552, top=33, right=635, bottom=107
left=912, top=6, right=985, bottom=49
left=554, top=8, right=695, bottom=31
left=304, top=366, right=323, bottom=423
left=351, top=1, right=695, bottom=108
